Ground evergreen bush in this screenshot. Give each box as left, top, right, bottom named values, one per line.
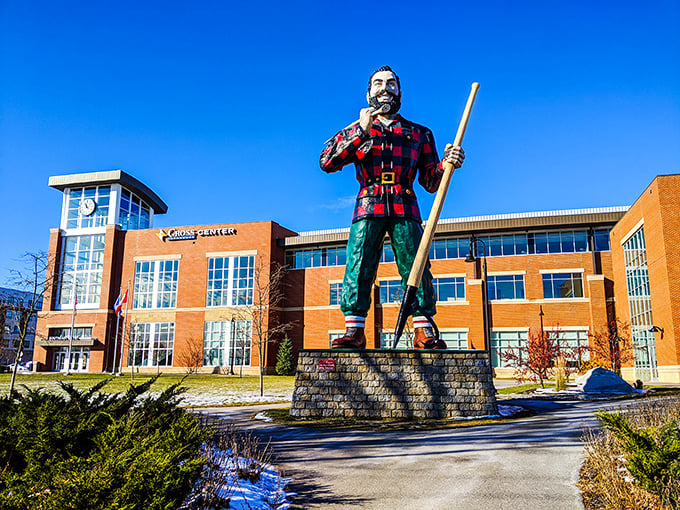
left=597, top=409, right=680, bottom=507
left=275, top=336, right=296, bottom=375
left=0, top=377, right=207, bottom=510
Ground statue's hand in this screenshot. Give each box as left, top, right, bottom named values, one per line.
left=359, top=107, right=381, bottom=134
left=443, top=144, right=465, bottom=169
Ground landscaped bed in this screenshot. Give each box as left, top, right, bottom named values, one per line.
left=579, top=394, right=680, bottom=510
left=0, top=377, right=294, bottom=510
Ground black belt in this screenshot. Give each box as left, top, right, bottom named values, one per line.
left=365, top=172, right=397, bottom=185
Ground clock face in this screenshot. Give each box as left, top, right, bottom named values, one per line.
left=78, top=198, right=96, bottom=216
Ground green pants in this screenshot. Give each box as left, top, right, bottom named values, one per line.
left=340, top=218, right=436, bottom=318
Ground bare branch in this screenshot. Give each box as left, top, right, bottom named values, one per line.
left=232, top=256, right=296, bottom=396
left=3, top=252, right=58, bottom=396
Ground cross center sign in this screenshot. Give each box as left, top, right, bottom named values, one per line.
left=318, top=359, right=336, bottom=372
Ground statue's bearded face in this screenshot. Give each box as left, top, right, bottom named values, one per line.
left=367, top=70, right=401, bottom=115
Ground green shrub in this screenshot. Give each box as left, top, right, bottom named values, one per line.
left=597, top=409, right=680, bottom=508
left=0, top=377, right=207, bottom=510
left=275, top=336, right=296, bottom=376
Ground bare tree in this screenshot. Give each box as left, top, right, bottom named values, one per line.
left=5, top=252, right=55, bottom=396
left=0, top=304, right=9, bottom=365
left=588, top=319, right=634, bottom=375
left=500, top=327, right=582, bottom=388
left=177, top=335, right=204, bottom=374
left=236, top=257, right=295, bottom=396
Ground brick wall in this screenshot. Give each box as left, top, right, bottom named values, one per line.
left=286, top=244, right=616, bottom=354
left=39, top=220, right=298, bottom=373
left=610, top=175, right=680, bottom=382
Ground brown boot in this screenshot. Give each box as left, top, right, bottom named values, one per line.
left=413, top=327, right=447, bottom=350
left=331, top=328, right=366, bottom=349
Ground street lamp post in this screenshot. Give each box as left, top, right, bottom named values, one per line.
left=230, top=317, right=236, bottom=375
left=466, top=236, right=492, bottom=367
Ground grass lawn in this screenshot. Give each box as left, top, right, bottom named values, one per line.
left=0, top=375, right=550, bottom=400
left=0, top=373, right=296, bottom=406
left=496, top=383, right=553, bottom=394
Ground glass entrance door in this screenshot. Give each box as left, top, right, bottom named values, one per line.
left=53, top=347, right=90, bottom=372
left=633, top=328, right=659, bottom=381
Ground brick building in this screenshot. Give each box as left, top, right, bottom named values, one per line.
left=1, top=287, right=43, bottom=367
left=35, top=171, right=680, bottom=382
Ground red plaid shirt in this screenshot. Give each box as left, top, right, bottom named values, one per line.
left=320, top=115, right=444, bottom=222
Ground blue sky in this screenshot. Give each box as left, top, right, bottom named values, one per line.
left=1, top=0, right=678, bottom=283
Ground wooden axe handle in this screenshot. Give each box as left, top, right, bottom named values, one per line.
left=406, top=82, right=480, bottom=288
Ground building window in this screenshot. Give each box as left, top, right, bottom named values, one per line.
left=133, top=260, right=179, bottom=309
left=58, top=235, right=105, bottom=306
left=379, top=280, right=403, bottom=304
left=130, top=322, right=174, bottom=367
left=623, top=227, right=657, bottom=380
left=206, top=256, right=254, bottom=307
left=284, top=228, right=612, bottom=269
left=527, top=230, right=584, bottom=254
left=49, top=327, right=93, bottom=341
left=593, top=230, right=611, bottom=252
left=487, top=275, right=525, bottom=300
left=381, top=244, right=395, bottom=263
left=491, top=330, right=528, bottom=368
left=441, top=331, right=468, bottom=349
left=382, top=330, right=463, bottom=349
left=429, top=237, right=471, bottom=260
left=119, top=188, right=151, bottom=230
left=285, top=246, right=346, bottom=269
left=433, top=277, right=465, bottom=302
left=554, top=330, right=590, bottom=367
left=542, top=273, right=584, bottom=299
left=381, top=331, right=412, bottom=349
left=203, top=320, right=252, bottom=367
left=329, top=332, right=344, bottom=348
left=477, top=234, right=529, bottom=257
left=65, top=186, right=110, bottom=229
left=329, top=283, right=343, bottom=306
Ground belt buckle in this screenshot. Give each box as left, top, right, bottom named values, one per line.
left=381, top=172, right=396, bottom=185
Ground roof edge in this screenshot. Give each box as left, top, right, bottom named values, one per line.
left=48, top=169, right=168, bottom=214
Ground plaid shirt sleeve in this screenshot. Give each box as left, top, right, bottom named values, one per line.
left=416, top=127, right=444, bottom=192
left=319, top=124, right=370, bottom=173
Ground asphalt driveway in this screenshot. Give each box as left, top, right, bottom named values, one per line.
left=198, top=397, right=627, bottom=510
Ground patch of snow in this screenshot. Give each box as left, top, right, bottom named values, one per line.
left=574, top=368, right=635, bottom=394
left=254, top=412, right=274, bottom=422
left=185, top=446, right=294, bottom=510
left=450, top=414, right=499, bottom=420
left=180, top=390, right=293, bottom=407
left=498, top=404, right=524, bottom=417
left=228, top=461, right=294, bottom=510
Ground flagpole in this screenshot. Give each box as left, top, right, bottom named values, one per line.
left=66, top=285, right=77, bottom=375
left=118, top=281, right=130, bottom=375
left=112, top=288, right=122, bottom=374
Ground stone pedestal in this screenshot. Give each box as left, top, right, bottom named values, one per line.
left=290, top=349, right=498, bottom=420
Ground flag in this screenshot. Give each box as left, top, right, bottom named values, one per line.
left=114, top=289, right=128, bottom=316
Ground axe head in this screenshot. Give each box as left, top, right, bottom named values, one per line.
left=393, top=285, right=418, bottom=348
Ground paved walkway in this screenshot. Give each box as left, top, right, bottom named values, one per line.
left=198, top=397, right=627, bottom=509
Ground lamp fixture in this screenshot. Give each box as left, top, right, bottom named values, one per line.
left=465, top=236, right=477, bottom=263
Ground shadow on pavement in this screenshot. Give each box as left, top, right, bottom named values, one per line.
left=285, top=471, right=372, bottom=509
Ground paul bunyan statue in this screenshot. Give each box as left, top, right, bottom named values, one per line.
left=320, top=66, right=465, bottom=350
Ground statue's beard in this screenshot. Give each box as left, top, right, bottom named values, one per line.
left=368, top=92, right=401, bottom=115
